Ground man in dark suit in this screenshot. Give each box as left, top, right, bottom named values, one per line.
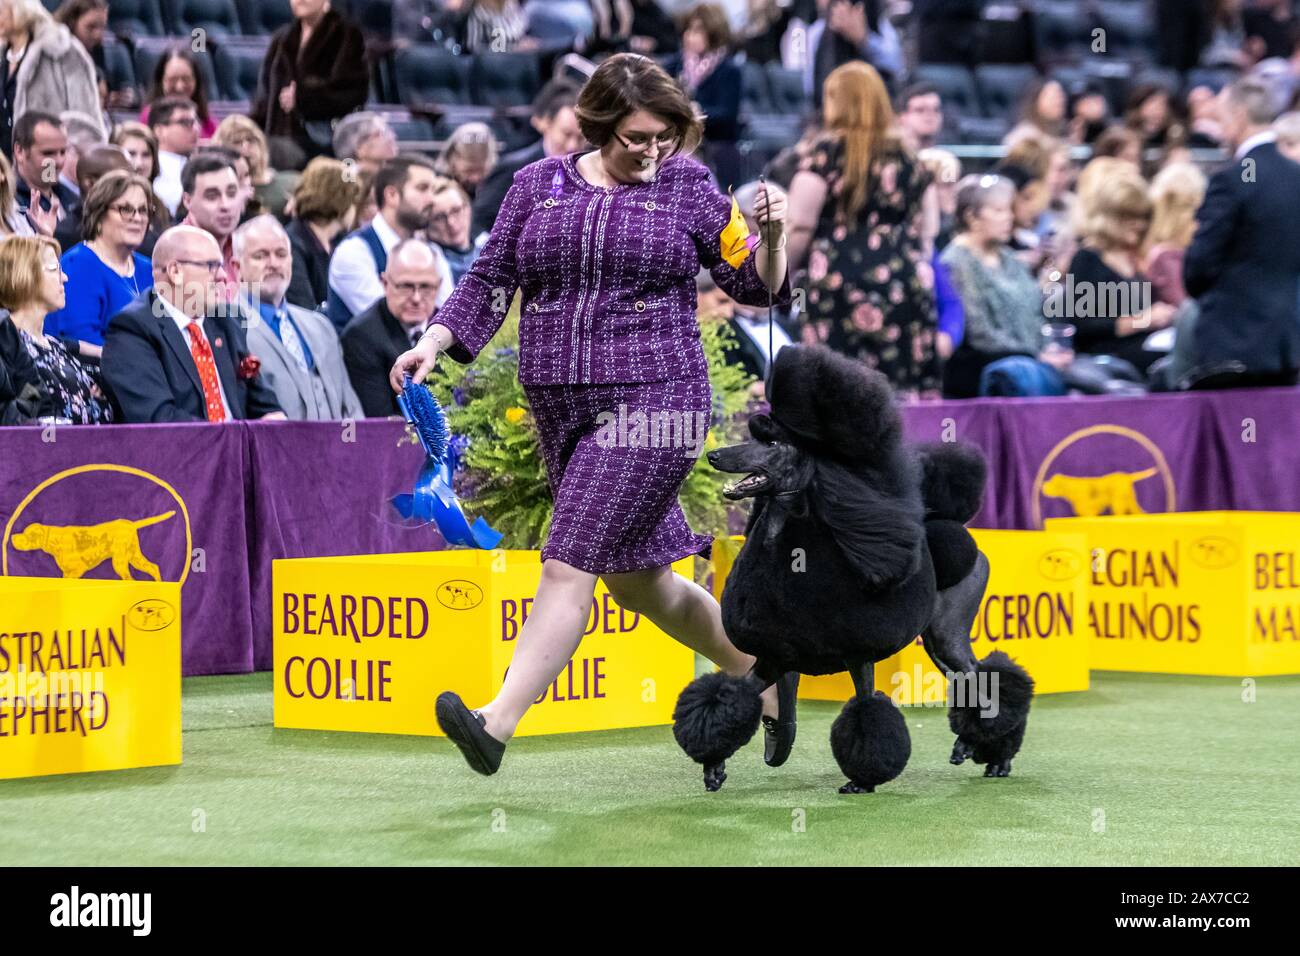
left=341, top=239, right=444, bottom=417
left=470, top=79, right=584, bottom=238
left=101, top=226, right=287, bottom=423
left=1183, top=78, right=1300, bottom=389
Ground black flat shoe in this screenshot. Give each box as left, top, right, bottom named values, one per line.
left=435, top=691, right=506, bottom=775
left=762, top=671, right=800, bottom=767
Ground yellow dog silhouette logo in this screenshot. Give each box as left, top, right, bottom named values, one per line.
left=1042, top=468, right=1158, bottom=518
left=11, top=511, right=176, bottom=580
left=1031, top=425, right=1176, bottom=527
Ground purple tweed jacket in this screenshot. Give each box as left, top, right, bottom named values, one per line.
left=432, top=150, right=792, bottom=384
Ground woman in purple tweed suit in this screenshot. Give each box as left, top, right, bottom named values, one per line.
left=391, top=53, right=793, bottom=776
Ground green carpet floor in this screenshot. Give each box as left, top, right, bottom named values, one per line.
left=2, top=671, right=1296, bottom=866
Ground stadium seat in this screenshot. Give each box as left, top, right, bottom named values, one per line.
left=1132, top=67, right=1182, bottom=96
left=108, top=0, right=166, bottom=37
left=234, top=0, right=293, bottom=36
left=348, top=0, right=395, bottom=36
left=913, top=64, right=981, bottom=119
left=213, top=39, right=269, bottom=101
left=975, top=63, right=1039, bottom=119
left=470, top=53, right=541, bottom=108
left=1096, top=1, right=1155, bottom=60
left=100, top=38, right=137, bottom=97
left=134, top=38, right=221, bottom=106
left=766, top=64, right=806, bottom=115
left=1033, top=1, right=1093, bottom=60
left=162, top=0, right=244, bottom=40
left=740, top=61, right=771, bottom=115
left=394, top=46, right=473, bottom=107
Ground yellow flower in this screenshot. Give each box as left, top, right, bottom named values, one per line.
left=505, top=406, right=527, bottom=425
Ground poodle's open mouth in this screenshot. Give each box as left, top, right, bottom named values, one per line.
left=722, top=472, right=770, bottom=500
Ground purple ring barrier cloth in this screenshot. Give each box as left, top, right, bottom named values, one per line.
left=1, top=388, right=1298, bottom=675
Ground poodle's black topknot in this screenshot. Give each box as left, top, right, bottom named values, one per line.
left=915, top=441, right=988, bottom=523
left=768, top=345, right=901, bottom=464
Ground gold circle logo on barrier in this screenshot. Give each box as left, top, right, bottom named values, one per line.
left=1038, top=547, right=1084, bottom=581
left=2, top=464, right=194, bottom=585
left=437, top=579, right=485, bottom=610
left=1189, top=535, right=1241, bottom=570
left=1031, top=425, right=1176, bottom=529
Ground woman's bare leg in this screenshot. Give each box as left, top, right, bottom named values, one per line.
left=474, top=558, right=597, bottom=742
left=602, top=564, right=779, bottom=718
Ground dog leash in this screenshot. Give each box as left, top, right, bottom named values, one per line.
left=759, top=173, right=775, bottom=398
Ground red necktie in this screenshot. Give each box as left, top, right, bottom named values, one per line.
left=187, top=321, right=227, bottom=422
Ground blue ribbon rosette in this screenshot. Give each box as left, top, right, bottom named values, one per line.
left=392, top=374, right=504, bottom=549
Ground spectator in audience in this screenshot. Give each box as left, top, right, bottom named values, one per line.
left=787, top=61, right=939, bottom=399
left=1244, top=0, right=1295, bottom=62
left=1066, top=163, right=1173, bottom=373
left=0, top=148, right=30, bottom=236
left=808, top=0, right=903, bottom=105
left=139, top=47, right=217, bottom=140
left=286, top=157, right=360, bottom=313
left=0, top=233, right=111, bottom=421
left=1092, top=124, right=1143, bottom=166
left=12, top=111, right=73, bottom=237
left=436, top=122, right=498, bottom=203
left=663, top=3, right=743, bottom=188
left=332, top=112, right=398, bottom=179
left=53, top=0, right=131, bottom=109
left=0, top=0, right=103, bottom=160
left=992, top=161, right=1048, bottom=273
left=1274, top=108, right=1300, bottom=161
left=253, top=0, right=369, bottom=162
left=53, top=141, right=130, bottom=254
left=1184, top=77, right=1300, bottom=388
left=343, top=239, right=445, bottom=417
left=234, top=215, right=362, bottom=421
left=148, top=96, right=201, bottom=217
left=216, top=115, right=299, bottom=224
left=428, top=176, right=485, bottom=285
left=1125, top=84, right=1184, bottom=151
left=44, top=168, right=153, bottom=361
left=896, top=83, right=943, bottom=152
left=113, top=121, right=158, bottom=183
left=940, top=173, right=1067, bottom=398
left=328, top=154, right=453, bottom=331
left=179, top=151, right=246, bottom=302
left=56, top=109, right=99, bottom=199
left=1067, top=82, right=1111, bottom=145
left=1203, top=0, right=1251, bottom=69
left=1142, top=162, right=1207, bottom=308
left=101, top=225, right=286, bottom=422
left=1185, top=84, right=1226, bottom=147
left=1016, top=78, right=1068, bottom=140
left=472, top=79, right=583, bottom=237
left=448, top=0, right=542, bottom=53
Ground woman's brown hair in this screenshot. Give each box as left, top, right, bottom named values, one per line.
left=822, top=61, right=898, bottom=221
left=574, top=53, right=703, bottom=158
left=292, top=157, right=363, bottom=224
left=681, top=3, right=732, bottom=51
left=0, top=235, right=61, bottom=311
left=81, top=170, right=156, bottom=243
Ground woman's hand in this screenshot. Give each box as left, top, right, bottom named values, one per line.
left=753, top=182, right=787, bottom=239
left=279, top=82, right=296, bottom=113
left=390, top=332, right=443, bottom=394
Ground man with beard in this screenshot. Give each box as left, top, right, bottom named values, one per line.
left=326, top=154, right=453, bottom=333
left=234, top=215, right=361, bottom=420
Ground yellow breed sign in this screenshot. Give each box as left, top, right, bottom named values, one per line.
left=0, top=577, right=181, bottom=779
left=712, top=530, right=1090, bottom=704
left=1047, top=512, right=1300, bottom=676
left=273, top=550, right=697, bottom=737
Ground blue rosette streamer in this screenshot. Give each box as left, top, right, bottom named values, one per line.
left=392, top=374, right=504, bottom=549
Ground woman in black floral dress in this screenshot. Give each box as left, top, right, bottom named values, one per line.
left=787, top=62, right=941, bottom=398
left=0, top=236, right=112, bottom=424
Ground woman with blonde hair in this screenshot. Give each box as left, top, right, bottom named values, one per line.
left=0, top=149, right=32, bottom=236
left=0, top=234, right=111, bottom=422
left=1064, top=163, right=1174, bottom=371
left=215, top=114, right=300, bottom=222
left=435, top=121, right=498, bottom=201
left=787, top=60, right=940, bottom=397
left=1142, top=162, right=1207, bottom=307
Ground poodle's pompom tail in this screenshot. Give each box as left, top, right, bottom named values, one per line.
left=948, top=651, right=1035, bottom=764
left=672, top=671, right=764, bottom=766
left=915, top=441, right=988, bottom=523
left=829, top=691, right=912, bottom=789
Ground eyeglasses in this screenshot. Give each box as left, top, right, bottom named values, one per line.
left=111, top=203, right=150, bottom=220
left=167, top=115, right=199, bottom=128
left=612, top=130, right=678, bottom=153
left=430, top=204, right=468, bottom=225
left=175, top=259, right=224, bottom=275
left=391, top=280, right=440, bottom=297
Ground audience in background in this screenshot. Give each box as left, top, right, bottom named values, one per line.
left=215, top=115, right=299, bottom=223
left=897, top=83, right=944, bottom=151
left=178, top=151, right=246, bottom=301
left=342, top=238, right=444, bottom=417
left=435, top=122, right=498, bottom=202
left=140, top=47, right=216, bottom=139
left=57, top=110, right=101, bottom=201
left=428, top=176, right=484, bottom=285
left=0, top=149, right=32, bottom=236
left=53, top=0, right=132, bottom=109
left=12, top=111, right=73, bottom=237
left=45, top=169, right=153, bottom=360
left=101, top=225, right=285, bottom=423
left=148, top=96, right=200, bottom=216
left=234, top=214, right=362, bottom=421
left=53, top=141, right=131, bottom=254
left=1017, top=78, right=1069, bottom=140
left=286, top=157, right=361, bottom=314
left=1125, top=83, right=1182, bottom=151
left=1142, top=162, right=1207, bottom=308
left=332, top=112, right=399, bottom=179
left=663, top=3, right=743, bottom=189
left=0, top=233, right=111, bottom=422
left=252, top=0, right=369, bottom=162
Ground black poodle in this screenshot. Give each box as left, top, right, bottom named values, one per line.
left=672, top=345, right=1035, bottom=792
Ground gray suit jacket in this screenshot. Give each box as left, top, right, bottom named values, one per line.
left=245, top=302, right=363, bottom=420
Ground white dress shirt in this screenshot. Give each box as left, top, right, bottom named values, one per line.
left=1235, top=130, right=1278, bottom=161
left=327, top=212, right=454, bottom=317
left=154, top=150, right=188, bottom=216
left=158, top=293, right=234, bottom=421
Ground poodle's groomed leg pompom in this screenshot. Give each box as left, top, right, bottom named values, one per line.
left=672, top=671, right=764, bottom=791
left=947, top=650, right=1035, bottom=777
left=829, top=691, right=912, bottom=793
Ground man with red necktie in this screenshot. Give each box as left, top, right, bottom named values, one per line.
left=101, top=226, right=287, bottom=423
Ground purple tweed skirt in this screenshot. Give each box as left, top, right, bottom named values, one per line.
left=523, top=377, right=715, bottom=574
